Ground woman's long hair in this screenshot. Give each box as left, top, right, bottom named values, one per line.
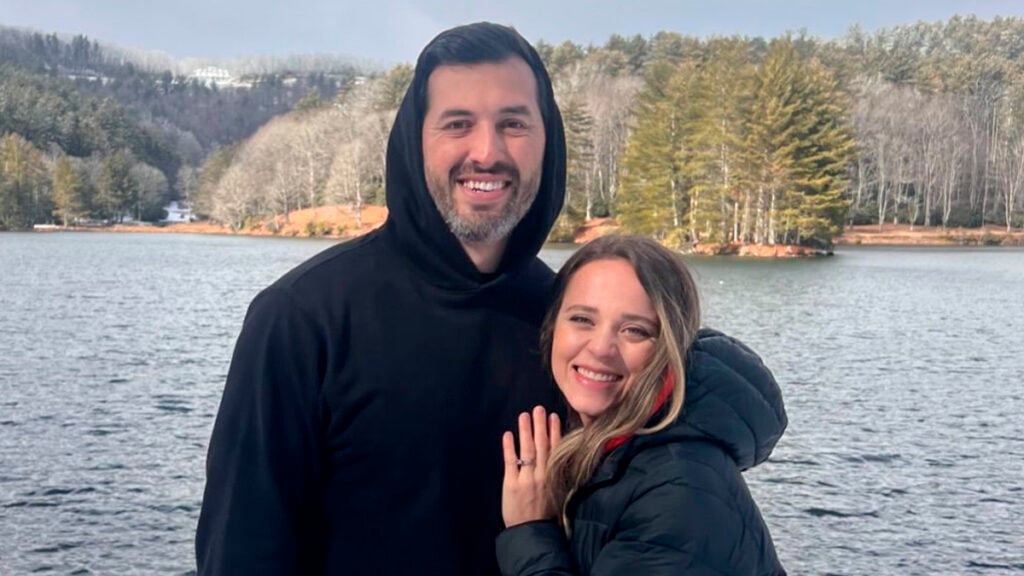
left=541, top=235, right=701, bottom=532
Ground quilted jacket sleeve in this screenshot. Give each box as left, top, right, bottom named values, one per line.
left=495, top=459, right=785, bottom=576
left=583, top=474, right=782, bottom=576
left=496, top=520, right=575, bottom=576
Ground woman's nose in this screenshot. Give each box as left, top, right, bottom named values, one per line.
left=586, top=329, right=618, bottom=359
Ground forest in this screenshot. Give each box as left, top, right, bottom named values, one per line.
left=1, top=16, right=1022, bottom=247
left=0, top=26, right=363, bottom=227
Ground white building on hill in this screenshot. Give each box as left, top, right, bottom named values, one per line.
left=190, top=66, right=234, bottom=87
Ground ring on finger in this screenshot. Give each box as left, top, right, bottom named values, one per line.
left=516, top=458, right=537, bottom=467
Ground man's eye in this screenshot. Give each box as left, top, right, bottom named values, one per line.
left=444, top=120, right=471, bottom=130
left=503, top=119, right=528, bottom=130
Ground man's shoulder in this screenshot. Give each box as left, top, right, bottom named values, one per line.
left=521, top=256, right=557, bottom=279
left=249, top=230, right=392, bottom=313
left=489, top=256, right=557, bottom=321
left=273, top=230, right=388, bottom=290
left=508, top=256, right=557, bottom=292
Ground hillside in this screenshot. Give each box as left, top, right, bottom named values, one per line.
left=0, top=24, right=379, bottom=230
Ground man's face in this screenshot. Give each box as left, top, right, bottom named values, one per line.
left=421, top=57, right=546, bottom=245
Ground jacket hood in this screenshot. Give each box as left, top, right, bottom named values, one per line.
left=622, top=328, right=788, bottom=471
left=382, top=53, right=566, bottom=290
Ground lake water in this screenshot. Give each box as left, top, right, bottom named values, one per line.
left=1, top=232, right=1022, bottom=575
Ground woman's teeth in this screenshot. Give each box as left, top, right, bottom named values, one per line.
left=576, top=366, right=620, bottom=382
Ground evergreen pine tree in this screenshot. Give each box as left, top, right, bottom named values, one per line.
left=0, top=133, right=46, bottom=229
left=745, top=39, right=816, bottom=245
left=682, top=39, right=755, bottom=244
left=96, top=150, right=135, bottom=221
left=52, top=154, right=86, bottom=226
left=790, top=60, right=855, bottom=245
left=560, top=95, right=596, bottom=226
left=617, top=60, right=691, bottom=238
left=744, top=39, right=854, bottom=246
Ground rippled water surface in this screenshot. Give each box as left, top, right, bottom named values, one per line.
left=1, top=232, right=1022, bottom=575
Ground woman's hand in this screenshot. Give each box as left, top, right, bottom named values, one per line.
left=502, top=405, right=562, bottom=527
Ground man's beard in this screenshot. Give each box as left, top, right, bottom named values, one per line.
left=427, top=162, right=540, bottom=245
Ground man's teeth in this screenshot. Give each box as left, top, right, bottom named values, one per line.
left=463, top=180, right=504, bottom=191
left=577, top=367, right=620, bottom=382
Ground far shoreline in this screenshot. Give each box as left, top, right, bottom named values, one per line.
left=21, top=206, right=1024, bottom=255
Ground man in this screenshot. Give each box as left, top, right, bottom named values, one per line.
left=196, top=22, right=566, bottom=575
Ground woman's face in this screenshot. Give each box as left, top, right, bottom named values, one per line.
left=550, top=258, right=659, bottom=425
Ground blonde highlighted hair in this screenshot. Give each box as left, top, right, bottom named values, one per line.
left=541, top=235, right=701, bottom=532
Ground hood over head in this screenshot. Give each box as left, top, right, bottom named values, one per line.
left=679, top=328, right=787, bottom=469
left=383, top=22, right=566, bottom=288
left=626, top=328, right=788, bottom=471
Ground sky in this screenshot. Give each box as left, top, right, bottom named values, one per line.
left=0, top=0, right=1021, bottom=66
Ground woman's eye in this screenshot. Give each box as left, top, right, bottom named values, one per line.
left=624, top=326, right=652, bottom=338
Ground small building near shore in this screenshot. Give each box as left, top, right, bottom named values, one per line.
left=161, top=201, right=197, bottom=223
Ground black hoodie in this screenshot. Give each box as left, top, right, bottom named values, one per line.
left=196, top=53, right=567, bottom=575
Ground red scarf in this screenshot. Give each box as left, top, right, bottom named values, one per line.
left=603, top=370, right=676, bottom=453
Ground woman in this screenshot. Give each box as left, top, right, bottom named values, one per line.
left=498, top=235, right=787, bottom=575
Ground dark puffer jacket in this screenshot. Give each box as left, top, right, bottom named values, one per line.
left=496, top=328, right=788, bottom=576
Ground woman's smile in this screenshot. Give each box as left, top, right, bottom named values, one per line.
left=550, top=258, right=659, bottom=425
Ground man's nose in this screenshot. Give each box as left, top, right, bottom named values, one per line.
left=467, top=125, right=506, bottom=168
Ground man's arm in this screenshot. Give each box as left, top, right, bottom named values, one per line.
left=196, top=288, right=325, bottom=575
